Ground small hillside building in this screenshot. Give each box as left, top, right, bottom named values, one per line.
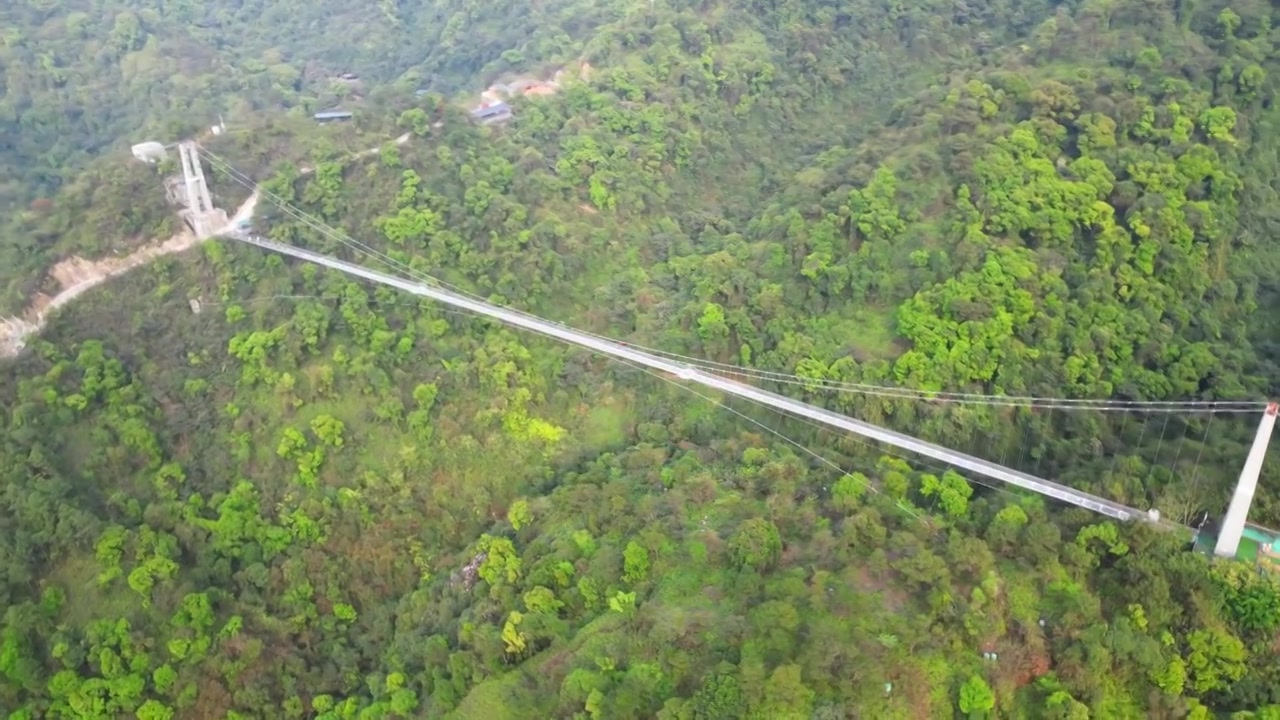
left=314, top=110, right=354, bottom=123
left=522, top=82, right=558, bottom=97
left=470, top=102, right=512, bottom=124
left=131, top=141, right=167, bottom=163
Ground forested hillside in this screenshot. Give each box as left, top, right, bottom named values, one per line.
left=0, top=0, right=642, bottom=310
left=6, top=0, right=1280, bottom=717
left=0, top=0, right=610, bottom=199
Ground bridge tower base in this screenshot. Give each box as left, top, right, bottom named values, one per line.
left=1214, top=401, right=1279, bottom=558
left=177, top=141, right=225, bottom=238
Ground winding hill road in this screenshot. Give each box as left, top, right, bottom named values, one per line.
left=0, top=132, right=404, bottom=359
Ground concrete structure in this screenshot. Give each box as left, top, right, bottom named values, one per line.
left=1241, top=523, right=1280, bottom=564
left=131, top=142, right=167, bottom=163
left=1215, top=402, right=1279, bottom=557
left=177, top=141, right=226, bottom=238
left=1197, top=521, right=1280, bottom=567
left=1243, top=523, right=1280, bottom=552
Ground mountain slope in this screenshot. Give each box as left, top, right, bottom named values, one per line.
left=4, top=0, right=1280, bottom=718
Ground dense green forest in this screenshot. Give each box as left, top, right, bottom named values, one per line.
left=0, top=0, right=631, bottom=310
left=7, top=0, right=1280, bottom=717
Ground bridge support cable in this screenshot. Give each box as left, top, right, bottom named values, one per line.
left=227, top=231, right=1157, bottom=524
left=195, top=148, right=1266, bottom=414
left=752, top=396, right=1032, bottom=505
left=1188, top=412, right=1216, bottom=502
left=612, top=355, right=930, bottom=521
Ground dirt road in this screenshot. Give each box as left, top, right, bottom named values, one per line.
left=0, top=125, right=409, bottom=360
left=0, top=191, right=259, bottom=359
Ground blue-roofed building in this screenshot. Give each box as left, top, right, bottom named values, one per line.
left=314, top=110, right=354, bottom=122
left=469, top=102, right=511, bottom=124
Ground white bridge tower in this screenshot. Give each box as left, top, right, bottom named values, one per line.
left=177, top=141, right=226, bottom=238
left=1214, top=402, right=1278, bottom=557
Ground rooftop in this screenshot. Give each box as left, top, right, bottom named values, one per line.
left=470, top=102, right=511, bottom=120
left=131, top=142, right=167, bottom=163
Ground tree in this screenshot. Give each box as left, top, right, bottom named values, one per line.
left=697, top=303, right=730, bottom=355
left=0, top=625, right=38, bottom=690
left=609, top=591, right=637, bottom=614
left=987, top=504, right=1029, bottom=552
left=920, top=470, right=973, bottom=518
left=1044, top=690, right=1089, bottom=720
left=412, top=382, right=439, bottom=410
left=390, top=688, right=419, bottom=715
left=502, top=612, right=528, bottom=655
left=686, top=672, right=746, bottom=720
left=958, top=675, right=995, bottom=717
left=831, top=473, right=868, bottom=513
left=376, top=206, right=443, bottom=246
left=848, top=166, right=906, bottom=243
left=152, top=664, right=177, bottom=695
left=523, top=586, right=563, bottom=615
left=309, top=414, right=346, bottom=447
left=277, top=427, right=307, bottom=458
left=173, top=592, right=214, bottom=632
left=623, top=541, right=650, bottom=584
left=136, top=700, right=175, bottom=720
left=508, top=499, right=532, bottom=531
left=730, top=518, right=782, bottom=571
left=1217, top=7, right=1241, bottom=37
left=477, top=535, right=522, bottom=586
left=1238, top=65, right=1266, bottom=102
left=1186, top=628, right=1246, bottom=693
left=399, top=108, right=431, bottom=136
left=1076, top=523, right=1129, bottom=563
left=1218, top=569, right=1280, bottom=634
left=749, top=665, right=813, bottom=720
left=1199, top=107, right=1238, bottom=144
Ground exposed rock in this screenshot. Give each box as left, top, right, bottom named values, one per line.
left=450, top=552, right=488, bottom=591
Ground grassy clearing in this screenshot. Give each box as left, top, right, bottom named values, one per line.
left=49, top=553, right=142, bottom=627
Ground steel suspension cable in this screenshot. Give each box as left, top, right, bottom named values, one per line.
left=1188, top=412, right=1217, bottom=503
left=197, top=147, right=1268, bottom=413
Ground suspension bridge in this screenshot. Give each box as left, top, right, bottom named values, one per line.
left=171, top=140, right=1277, bottom=560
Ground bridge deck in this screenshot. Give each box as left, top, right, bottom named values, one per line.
left=228, top=232, right=1154, bottom=524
